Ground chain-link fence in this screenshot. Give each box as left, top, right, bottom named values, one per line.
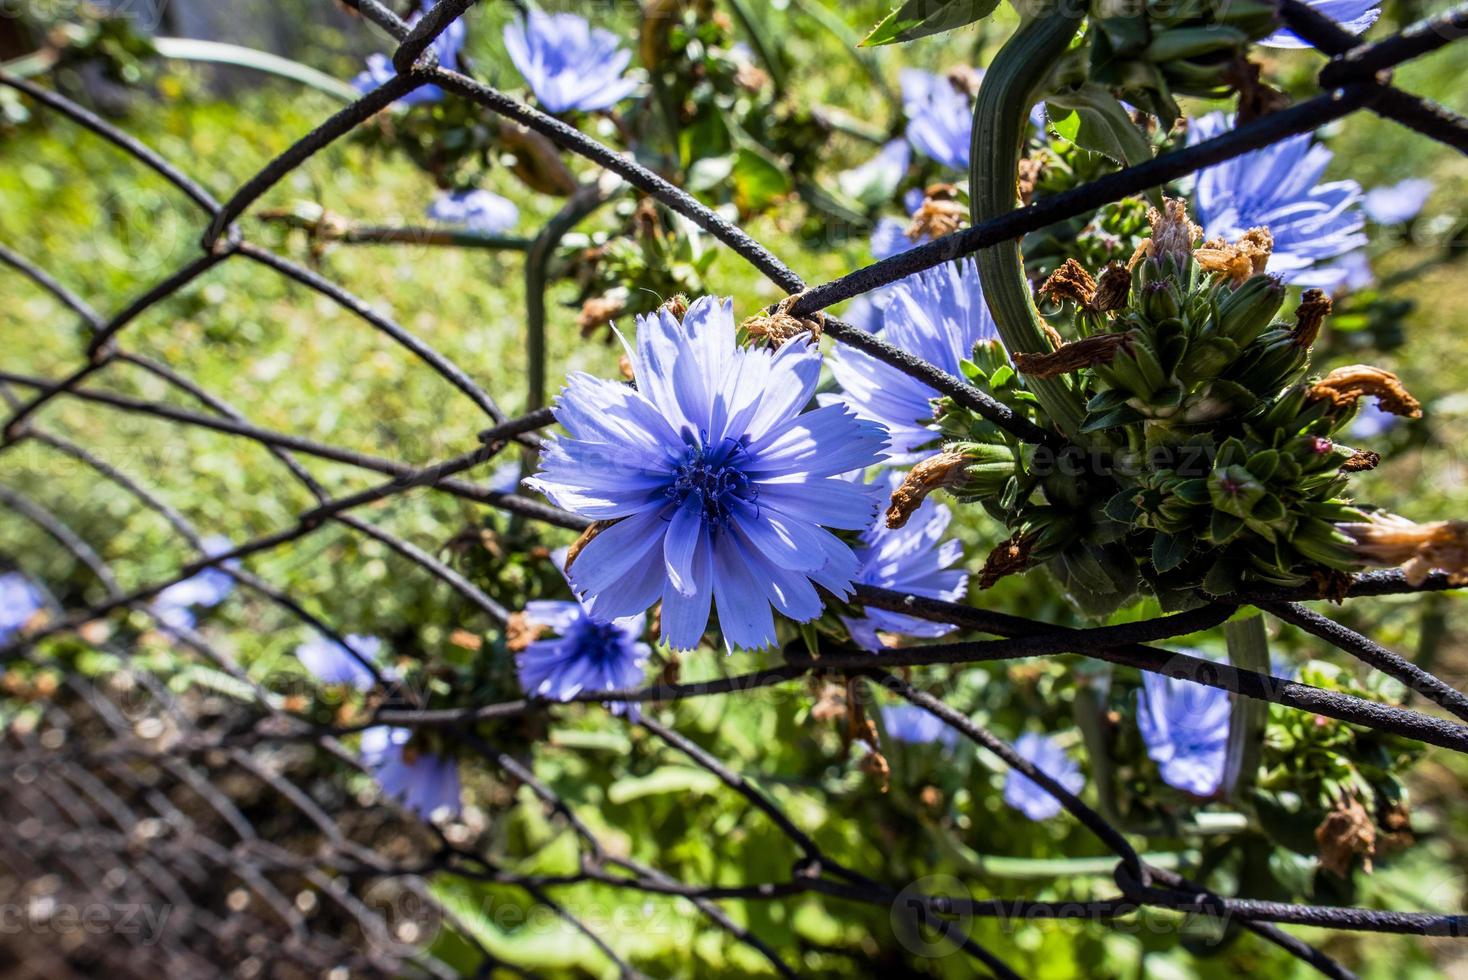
left=2, top=0, right=1468, bottom=976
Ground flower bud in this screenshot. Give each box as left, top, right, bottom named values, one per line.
left=1216, top=274, right=1285, bottom=347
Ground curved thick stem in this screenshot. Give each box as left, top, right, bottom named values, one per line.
left=970, top=9, right=1088, bottom=439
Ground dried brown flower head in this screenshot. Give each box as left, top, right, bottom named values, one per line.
left=506, top=612, right=545, bottom=654
left=1136, top=197, right=1202, bottom=268
left=1291, top=288, right=1332, bottom=348
left=741, top=293, right=824, bottom=347
left=1316, top=794, right=1376, bottom=877
left=1017, top=156, right=1045, bottom=206
left=1013, top=333, right=1131, bottom=379
left=577, top=295, right=626, bottom=337
left=1195, top=227, right=1273, bottom=284
left=1091, top=263, right=1133, bottom=312
left=979, top=532, right=1036, bottom=590
left=1339, top=449, right=1381, bottom=473
left=1038, top=259, right=1098, bottom=307
left=887, top=450, right=968, bottom=529
left=1308, top=365, right=1423, bottom=419
left=1336, top=514, right=1468, bottom=585
left=660, top=293, right=689, bottom=322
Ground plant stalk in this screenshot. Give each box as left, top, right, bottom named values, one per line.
left=970, top=8, right=1089, bottom=439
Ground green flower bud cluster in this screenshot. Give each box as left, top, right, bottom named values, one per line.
left=1087, top=0, right=1280, bottom=124
left=1085, top=247, right=1295, bottom=430
left=925, top=209, right=1394, bottom=612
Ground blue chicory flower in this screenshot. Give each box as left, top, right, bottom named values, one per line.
left=503, top=8, right=638, bottom=114
left=427, top=189, right=519, bottom=233
left=1362, top=177, right=1433, bottom=224
left=901, top=69, right=972, bottom=171
left=151, top=535, right=237, bottom=630
left=871, top=217, right=921, bottom=262
left=1262, top=0, right=1380, bottom=47
left=487, top=458, right=523, bottom=495
left=1323, top=249, right=1375, bottom=293
left=296, top=633, right=387, bottom=690
left=1350, top=398, right=1402, bottom=439
left=518, top=581, right=651, bottom=716
left=526, top=296, right=887, bottom=652
left=1003, top=731, right=1085, bottom=821
left=843, top=473, right=967, bottom=652
left=0, top=572, right=44, bottom=644
left=1137, top=670, right=1232, bottom=796
left=1188, top=112, right=1366, bottom=289
left=828, top=257, right=999, bottom=460
left=881, top=704, right=959, bottom=749
left=351, top=3, right=465, bottom=106
left=838, top=139, right=912, bottom=208
left=360, top=725, right=461, bottom=819
left=901, top=69, right=1044, bottom=171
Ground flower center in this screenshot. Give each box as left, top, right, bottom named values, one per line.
left=668, top=437, right=756, bottom=529
left=571, top=618, right=626, bottom=663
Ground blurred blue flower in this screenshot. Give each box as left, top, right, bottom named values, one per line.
left=901, top=69, right=972, bottom=171
left=1188, top=112, right=1366, bottom=288
left=1362, top=178, right=1433, bottom=224
left=504, top=8, right=638, bottom=114
left=1137, top=670, right=1231, bottom=796
left=1003, top=732, right=1085, bottom=821
left=1262, top=0, right=1380, bottom=47
left=0, top=572, right=44, bottom=644
left=527, top=297, right=886, bottom=652
left=828, top=257, right=998, bottom=460
left=1324, top=249, right=1375, bottom=293
left=427, top=189, right=519, bottom=233
left=519, top=583, right=650, bottom=716
left=151, top=535, right=237, bottom=630
left=1350, top=398, right=1402, bottom=439
left=844, top=474, right=967, bottom=652
left=351, top=4, right=464, bottom=106
left=901, top=69, right=1043, bottom=171
left=881, top=704, right=959, bottom=749
left=360, top=726, right=461, bottom=819
left=871, top=217, right=921, bottom=262
left=487, top=458, right=523, bottom=495
left=296, top=633, right=386, bottom=690
left=838, top=139, right=911, bottom=208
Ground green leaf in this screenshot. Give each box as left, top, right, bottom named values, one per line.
left=731, top=145, right=792, bottom=214
left=687, top=155, right=735, bottom=193
left=607, top=766, right=722, bottom=804
left=861, top=0, right=1003, bottom=46
left=1045, top=85, right=1157, bottom=204
left=1151, top=531, right=1191, bottom=573
left=1209, top=510, right=1246, bottom=545
left=1048, top=108, right=1082, bottom=144
left=1104, top=489, right=1142, bottom=524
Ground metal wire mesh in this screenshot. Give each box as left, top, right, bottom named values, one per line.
left=2, top=0, right=1468, bottom=976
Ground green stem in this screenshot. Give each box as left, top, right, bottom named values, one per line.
left=1223, top=613, right=1269, bottom=801
left=1073, top=661, right=1124, bottom=824
left=970, top=9, right=1088, bottom=439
